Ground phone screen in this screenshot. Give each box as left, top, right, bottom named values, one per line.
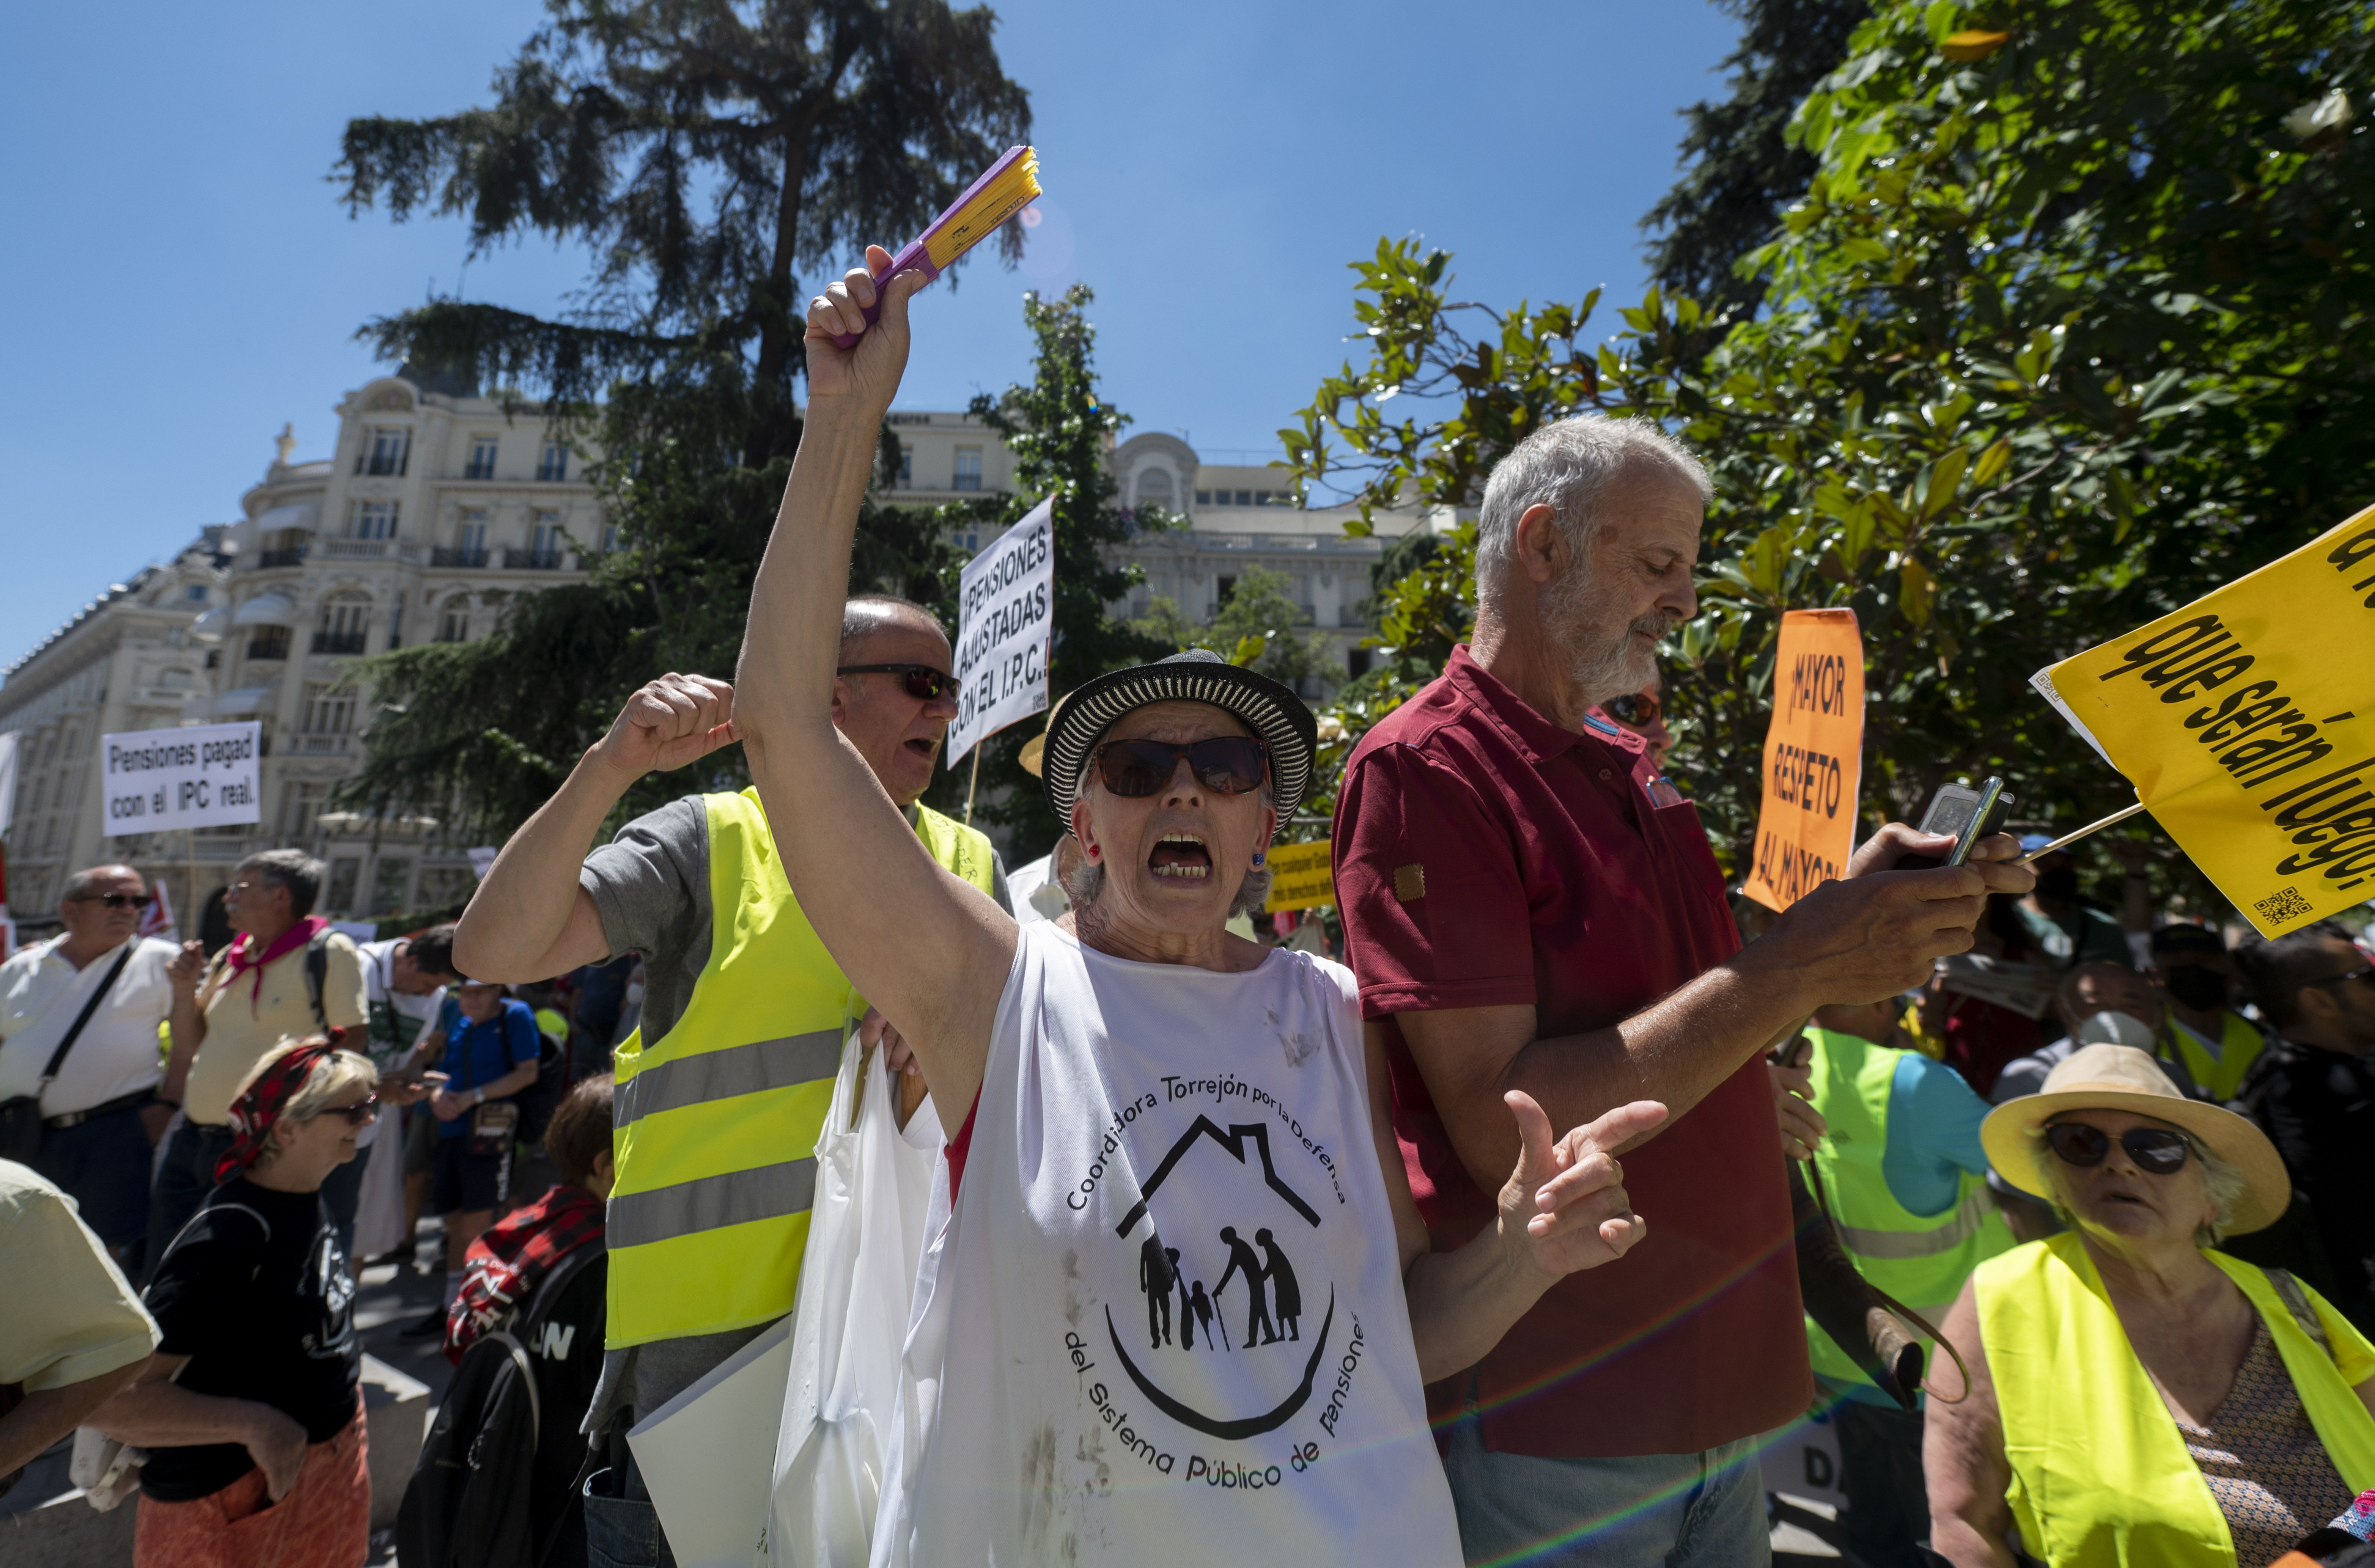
left=1946, top=778, right=2007, bottom=867
left=1919, top=785, right=1982, bottom=841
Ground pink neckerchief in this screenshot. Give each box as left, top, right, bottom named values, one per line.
left=220, top=915, right=328, bottom=1013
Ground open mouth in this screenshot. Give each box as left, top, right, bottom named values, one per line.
left=1148, top=831, right=1213, bottom=880
left=904, top=737, right=939, bottom=762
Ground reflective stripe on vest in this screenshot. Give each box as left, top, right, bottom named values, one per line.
left=1801, top=1026, right=2015, bottom=1388
left=2162, top=1012, right=2269, bottom=1105
left=1977, top=1233, right=2375, bottom=1567
left=605, top=787, right=996, bottom=1348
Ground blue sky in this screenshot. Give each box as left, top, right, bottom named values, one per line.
left=0, top=1, right=1740, bottom=664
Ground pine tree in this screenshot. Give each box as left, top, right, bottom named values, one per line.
left=329, top=0, right=1031, bottom=839
left=1640, top=0, right=1868, bottom=316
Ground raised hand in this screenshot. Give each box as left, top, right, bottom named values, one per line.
left=803, top=245, right=930, bottom=411
left=166, top=940, right=207, bottom=997
left=1498, top=1092, right=1666, bottom=1280
left=591, top=674, right=738, bottom=781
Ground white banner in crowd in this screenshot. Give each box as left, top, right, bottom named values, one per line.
left=99, top=721, right=263, bottom=836
left=945, top=495, right=1054, bottom=769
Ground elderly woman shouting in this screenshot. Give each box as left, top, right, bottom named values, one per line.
left=1928, top=1044, right=2375, bottom=1566
left=719, top=255, right=1664, bottom=1564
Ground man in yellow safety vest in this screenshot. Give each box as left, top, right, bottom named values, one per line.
left=2149, top=922, right=2269, bottom=1103
left=1788, top=996, right=2016, bottom=1568
left=455, top=594, right=1004, bottom=1567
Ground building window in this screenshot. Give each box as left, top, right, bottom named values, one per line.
left=313, top=597, right=370, bottom=656
left=185, top=584, right=209, bottom=602
left=600, top=525, right=620, bottom=553
left=245, top=625, right=292, bottom=661
left=1234, top=490, right=1252, bottom=506
left=536, top=441, right=569, bottom=482
left=459, top=511, right=488, bottom=552
left=358, top=426, right=410, bottom=477
left=302, top=682, right=355, bottom=734
left=438, top=600, right=471, bottom=643
left=326, top=859, right=362, bottom=913
left=953, top=447, right=983, bottom=491
left=1217, top=575, right=1237, bottom=608
left=282, top=781, right=329, bottom=838
left=466, top=436, right=499, bottom=480
left=353, top=500, right=399, bottom=540
left=530, top=512, right=565, bottom=566
left=898, top=445, right=914, bottom=485
left=1136, top=469, right=1174, bottom=508
left=369, top=858, right=412, bottom=917
left=1194, top=489, right=1211, bottom=506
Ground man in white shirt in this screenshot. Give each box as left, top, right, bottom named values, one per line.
left=0, top=864, right=197, bottom=1264
left=355, top=925, right=463, bottom=1260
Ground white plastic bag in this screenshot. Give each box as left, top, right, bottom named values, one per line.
left=350, top=1104, right=408, bottom=1262
left=768, top=1032, right=943, bottom=1566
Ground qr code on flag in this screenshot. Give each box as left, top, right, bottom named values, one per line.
left=2255, top=886, right=2316, bottom=925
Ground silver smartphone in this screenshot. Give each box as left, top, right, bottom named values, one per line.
left=1916, top=776, right=2010, bottom=867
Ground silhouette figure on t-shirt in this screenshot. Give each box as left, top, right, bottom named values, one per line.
left=1139, top=1233, right=1178, bottom=1349
left=1170, top=1251, right=1196, bottom=1349
left=1189, top=1281, right=1226, bottom=1351
left=1215, top=1226, right=1279, bottom=1346
left=1256, top=1228, right=1302, bottom=1342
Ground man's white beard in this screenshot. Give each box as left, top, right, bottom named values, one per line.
left=1542, top=567, right=1664, bottom=710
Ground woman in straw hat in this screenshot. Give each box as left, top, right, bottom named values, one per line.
left=1927, top=1043, right=2375, bottom=1566
left=720, top=253, right=1668, bottom=1566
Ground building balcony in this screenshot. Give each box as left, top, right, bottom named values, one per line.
left=310, top=631, right=368, bottom=655
left=432, top=547, right=490, bottom=569
left=503, top=548, right=567, bottom=570
left=320, top=538, right=390, bottom=559
left=255, top=547, right=308, bottom=569
left=296, top=734, right=352, bottom=754
left=244, top=630, right=292, bottom=661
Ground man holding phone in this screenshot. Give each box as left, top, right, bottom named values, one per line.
left=400, top=978, right=539, bottom=1336
left=1332, top=415, right=2034, bottom=1566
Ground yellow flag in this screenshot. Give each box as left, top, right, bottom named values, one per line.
left=1261, top=840, right=1336, bottom=914
left=2031, top=504, right=2375, bottom=937
left=1743, top=609, right=1866, bottom=911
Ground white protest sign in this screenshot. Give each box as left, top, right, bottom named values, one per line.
left=101, top=721, right=263, bottom=836
left=946, top=496, right=1054, bottom=768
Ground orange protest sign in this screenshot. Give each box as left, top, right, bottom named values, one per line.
left=1742, top=609, right=1865, bottom=911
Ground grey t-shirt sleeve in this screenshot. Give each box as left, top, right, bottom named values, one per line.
left=579, top=796, right=711, bottom=1049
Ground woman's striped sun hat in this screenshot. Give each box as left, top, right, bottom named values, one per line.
left=1040, top=650, right=1318, bottom=831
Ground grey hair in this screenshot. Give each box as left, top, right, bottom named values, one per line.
left=61, top=864, right=143, bottom=905
left=1473, top=416, right=1711, bottom=601
left=2030, top=1121, right=2249, bottom=1247
left=236, top=848, right=325, bottom=920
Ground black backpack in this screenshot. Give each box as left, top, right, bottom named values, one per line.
left=397, top=1242, right=605, bottom=1568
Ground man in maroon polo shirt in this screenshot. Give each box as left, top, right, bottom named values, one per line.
left=1333, top=416, right=2032, bottom=1565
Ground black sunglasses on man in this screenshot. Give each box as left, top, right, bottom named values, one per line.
left=837, top=663, right=958, bottom=702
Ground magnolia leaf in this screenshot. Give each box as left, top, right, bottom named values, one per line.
left=1940, top=29, right=2011, bottom=61
left=1230, top=633, right=1268, bottom=668
left=1900, top=556, right=1936, bottom=628
left=1922, top=446, right=1971, bottom=518
left=1971, top=437, right=2013, bottom=486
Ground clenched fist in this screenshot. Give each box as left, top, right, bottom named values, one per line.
left=591, top=674, right=739, bottom=781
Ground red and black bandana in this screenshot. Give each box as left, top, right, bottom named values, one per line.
left=214, top=1039, right=335, bottom=1183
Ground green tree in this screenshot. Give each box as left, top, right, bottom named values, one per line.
left=1128, top=564, right=1331, bottom=691
left=329, top=0, right=1031, bottom=838
left=1293, top=0, right=2375, bottom=913
left=1642, top=0, right=1870, bottom=318
left=936, top=283, right=1167, bottom=848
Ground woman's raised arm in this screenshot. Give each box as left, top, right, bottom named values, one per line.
left=733, top=248, right=1017, bottom=1117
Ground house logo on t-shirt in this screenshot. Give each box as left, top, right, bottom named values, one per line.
left=1103, top=1115, right=1335, bottom=1439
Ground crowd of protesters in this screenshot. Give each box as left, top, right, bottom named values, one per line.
left=1, top=248, right=2371, bottom=1568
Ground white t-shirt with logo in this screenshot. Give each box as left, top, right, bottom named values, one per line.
left=871, top=920, right=1460, bottom=1566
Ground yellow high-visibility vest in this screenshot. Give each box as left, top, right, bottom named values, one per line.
left=605, top=788, right=994, bottom=1347
left=1977, top=1232, right=2375, bottom=1567
left=2161, top=1012, right=2269, bottom=1104
left=1801, top=1026, right=2015, bottom=1388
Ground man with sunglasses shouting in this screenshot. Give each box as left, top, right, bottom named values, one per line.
left=455, top=602, right=1010, bottom=1565
left=0, top=864, right=195, bottom=1267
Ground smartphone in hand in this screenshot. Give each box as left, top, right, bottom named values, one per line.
left=1902, top=777, right=2013, bottom=870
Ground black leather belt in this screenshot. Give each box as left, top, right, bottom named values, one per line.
left=43, top=1089, right=159, bottom=1129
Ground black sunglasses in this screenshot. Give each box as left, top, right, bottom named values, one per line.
left=837, top=663, right=957, bottom=702
left=2045, top=1120, right=2191, bottom=1175
left=73, top=891, right=154, bottom=910
left=1607, top=693, right=1662, bottom=727
left=1093, top=737, right=1270, bottom=798
left=326, top=1094, right=379, bottom=1128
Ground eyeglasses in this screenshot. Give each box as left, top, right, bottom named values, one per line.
left=1606, top=693, right=1662, bottom=727
left=2312, top=962, right=2374, bottom=993
left=71, top=892, right=154, bottom=911
left=2044, top=1120, right=2192, bottom=1175
left=1093, top=737, right=1270, bottom=798
left=324, top=1095, right=378, bottom=1127
left=837, top=663, right=957, bottom=702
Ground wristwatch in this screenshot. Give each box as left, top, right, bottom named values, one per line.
left=471, top=1087, right=486, bottom=1107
